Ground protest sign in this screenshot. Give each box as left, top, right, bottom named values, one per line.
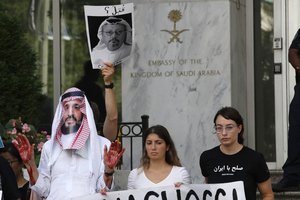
left=84, top=3, right=134, bottom=69
left=72, top=181, right=246, bottom=200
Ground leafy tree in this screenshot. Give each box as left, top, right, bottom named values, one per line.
left=0, top=6, right=43, bottom=125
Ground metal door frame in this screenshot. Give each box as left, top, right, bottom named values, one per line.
left=246, top=0, right=291, bottom=170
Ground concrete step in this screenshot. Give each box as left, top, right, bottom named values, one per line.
left=256, top=170, right=300, bottom=200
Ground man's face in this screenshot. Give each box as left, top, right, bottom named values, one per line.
left=102, top=24, right=126, bottom=51
left=62, top=99, right=83, bottom=134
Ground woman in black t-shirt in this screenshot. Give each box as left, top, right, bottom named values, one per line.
left=200, top=107, right=274, bottom=200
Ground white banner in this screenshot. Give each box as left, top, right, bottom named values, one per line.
left=72, top=181, right=245, bottom=200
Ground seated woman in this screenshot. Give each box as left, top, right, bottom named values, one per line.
left=199, top=106, right=274, bottom=200
left=127, top=125, right=191, bottom=189
left=1, top=142, right=30, bottom=200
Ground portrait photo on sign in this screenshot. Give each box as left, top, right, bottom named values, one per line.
left=84, top=3, right=134, bottom=69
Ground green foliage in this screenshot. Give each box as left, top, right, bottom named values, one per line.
left=0, top=9, right=43, bottom=125
left=2, top=118, right=50, bottom=165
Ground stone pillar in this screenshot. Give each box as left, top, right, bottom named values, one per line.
left=121, top=1, right=246, bottom=183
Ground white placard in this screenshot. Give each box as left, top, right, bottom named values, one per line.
left=84, top=3, right=134, bottom=69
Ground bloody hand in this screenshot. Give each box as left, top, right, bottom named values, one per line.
left=12, top=134, right=37, bottom=185
left=12, top=134, right=33, bottom=162
left=104, top=140, right=125, bottom=169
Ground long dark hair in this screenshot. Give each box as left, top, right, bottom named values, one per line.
left=213, top=106, right=244, bottom=144
left=141, top=125, right=181, bottom=169
left=0, top=142, right=23, bottom=164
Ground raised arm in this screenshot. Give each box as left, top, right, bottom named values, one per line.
left=101, top=62, right=118, bottom=141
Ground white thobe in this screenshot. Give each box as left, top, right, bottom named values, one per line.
left=31, top=136, right=110, bottom=200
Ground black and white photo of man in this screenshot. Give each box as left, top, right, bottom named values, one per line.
left=84, top=3, right=134, bottom=69
left=91, top=16, right=132, bottom=68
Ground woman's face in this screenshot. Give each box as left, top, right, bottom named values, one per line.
left=1, top=152, right=23, bottom=177
left=215, top=115, right=242, bottom=147
left=145, top=133, right=169, bottom=161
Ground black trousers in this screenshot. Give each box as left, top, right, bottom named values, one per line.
left=283, top=82, right=300, bottom=181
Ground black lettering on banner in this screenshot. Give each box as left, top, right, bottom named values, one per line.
left=176, top=189, right=181, bottom=200
left=215, top=189, right=226, bottom=200
left=161, top=191, right=167, bottom=200
left=185, top=190, right=199, bottom=200
left=144, top=191, right=159, bottom=200
left=103, top=184, right=242, bottom=200
left=232, top=189, right=238, bottom=200
left=203, top=190, right=212, bottom=200
left=128, top=195, right=135, bottom=200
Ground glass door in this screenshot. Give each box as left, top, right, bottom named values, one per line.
left=253, top=0, right=276, bottom=163
left=272, top=0, right=300, bottom=169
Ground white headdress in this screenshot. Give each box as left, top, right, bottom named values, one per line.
left=48, top=87, right=103, bottom=181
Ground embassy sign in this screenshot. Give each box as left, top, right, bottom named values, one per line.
left=73, top=181, right=246, bottom=200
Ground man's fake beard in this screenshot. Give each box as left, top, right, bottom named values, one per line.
left=61, top=115, right=83, bottom=135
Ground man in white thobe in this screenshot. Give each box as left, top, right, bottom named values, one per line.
left=13, top=63, right=124, bottom=199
